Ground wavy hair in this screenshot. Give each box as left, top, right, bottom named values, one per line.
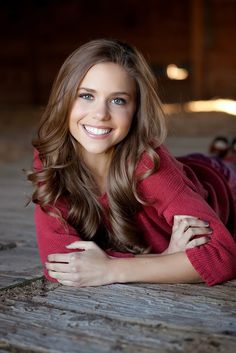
left=28, top=38, right=167, bottom=254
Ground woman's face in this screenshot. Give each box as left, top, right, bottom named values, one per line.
left=69, top=62, right=136, bottom=162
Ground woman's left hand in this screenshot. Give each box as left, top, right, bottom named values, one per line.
left=45, top=241, right=114, bottom=287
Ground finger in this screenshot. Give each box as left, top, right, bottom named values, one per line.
left=174, top=215, right=210, bottom=228
left=45, top=262, right=71, bottom=272
left=58, top=280, right=82, bottom=288
left=176, top=219, right=194, bottom=235
left=186, top=219, right=210, bottom=228
left=47, top=253, right=72, bottom=262
left=173, top=215, right=198, bottom=231
left=57, top=280, right=75, bottom=286
left=174, top=215, right=198, bottom=222
left=186, top=236, right=210, bottom=249
left=177, top=219, right=210, bottom=234
left=48, top=270, right=79, bottom=281
left=66, top=241, right=94, bottom=250
left=185, top=227, right=213, bottom=239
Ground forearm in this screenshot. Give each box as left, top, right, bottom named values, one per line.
left=135, top=250, right=168, bottom=257
left=110, top=251, right=202, bottom=284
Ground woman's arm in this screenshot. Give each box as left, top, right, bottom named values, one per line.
left=45, top=215, right=211, bottom=287
left=111, top=251, right=201, bottom=284
left=45, top=240, right=201, bottom=287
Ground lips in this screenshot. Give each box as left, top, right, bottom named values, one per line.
left=83, top=125, right=112, bottom=136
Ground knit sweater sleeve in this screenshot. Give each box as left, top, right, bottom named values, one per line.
left=35, top=205, right=82, bottom=282
left=162, top=185, right=236, bottom=286
left=150, top=146, right=236, bottom=286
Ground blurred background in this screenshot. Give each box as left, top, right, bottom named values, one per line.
left=0, top=0, right=236, bottom=161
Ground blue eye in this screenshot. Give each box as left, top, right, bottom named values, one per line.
left=112, top=98, right=126, bottom=105
left=79, top=93, right=94, bottom=100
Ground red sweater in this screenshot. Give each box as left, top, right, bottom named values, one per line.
left=33, top=146, right=236, bottom=286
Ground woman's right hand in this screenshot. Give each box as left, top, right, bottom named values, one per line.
left=165, top=215, right=213, bottom=255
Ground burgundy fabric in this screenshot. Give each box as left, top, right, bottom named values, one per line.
left=177, top=155, right=236, bottom=236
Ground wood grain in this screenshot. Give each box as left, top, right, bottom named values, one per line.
left=0, top=280, right=236, bottom=353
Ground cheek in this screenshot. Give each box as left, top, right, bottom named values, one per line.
left=70, top=101, right=88, bottom=120
left=124, top=108, right=135, bottom=127
left=118, top=113, right=134, bottom=133
left=68, top=112, right=77, bottom=132
left=69, top=111, right=86, bottom=134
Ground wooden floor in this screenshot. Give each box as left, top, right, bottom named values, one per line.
left=0, top=107, right=236, bottom=352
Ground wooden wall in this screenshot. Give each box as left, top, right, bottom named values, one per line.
left=0, top=0, right=235, bottom=104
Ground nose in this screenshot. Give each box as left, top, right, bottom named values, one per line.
left=93, top=100, right=110, bottom=121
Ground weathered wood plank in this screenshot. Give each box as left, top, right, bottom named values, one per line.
left=0, top=208, right=35, bottom=245
left=0, top=190, right=30, bottom=199
left=0, top=276, right=43, bottom=291
left=30, top=284, right=235, bottom=335
left=0, top=214, right=34, bottom=228
left=0, top=276, right=30, bottom=289
left=0, top=161, right=41, bottom=289
left=0, top=280, right=235, bottom=353
left=0, top=303, right=235, bottom=353
left=0, top=247, right=42, bottom=289
left=133, top=281, right=236, bottom=299
left=0, top=247, right=41, bottom=272
left=0, top=229, right=36, bottom=250
left=0, top=225, right=35, bottom=238
left=0, top=242, right=16, bottom=251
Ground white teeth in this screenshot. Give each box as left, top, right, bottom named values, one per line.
left=83, top=125, right=112, bottom=135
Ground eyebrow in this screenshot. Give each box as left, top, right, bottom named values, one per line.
left=79, top=87, right=131, bottom=96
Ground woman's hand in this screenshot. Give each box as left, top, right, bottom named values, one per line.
left=45, top=241, right=114, bottom=287
left=165, top=215, right=212, bottom=255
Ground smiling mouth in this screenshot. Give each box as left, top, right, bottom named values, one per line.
left=83, top=125, right=112, bottom=136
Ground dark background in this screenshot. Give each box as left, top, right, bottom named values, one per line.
left=1, top=0, right=236, bottom=106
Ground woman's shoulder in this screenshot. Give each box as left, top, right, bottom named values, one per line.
left=138, top=144, right=184, bottom=177
left=137, top=145, right=186, bottom=202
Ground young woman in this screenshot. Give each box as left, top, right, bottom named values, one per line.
left=28, top=39, right=236, bottom=287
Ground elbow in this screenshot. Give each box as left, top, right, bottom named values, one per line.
left=186, top=245, right=236, bottom=286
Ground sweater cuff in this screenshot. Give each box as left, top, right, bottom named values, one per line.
left=186, top=247, right=221, bottom=286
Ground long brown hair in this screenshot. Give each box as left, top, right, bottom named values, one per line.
left=28, top=38, right=167, bottom=254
